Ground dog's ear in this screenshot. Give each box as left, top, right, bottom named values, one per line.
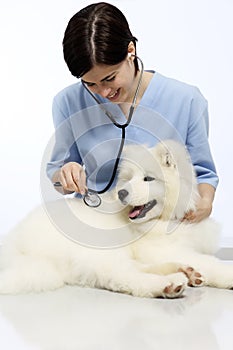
left=161, top=151, right=176, bottom=168
left=153, top=141, right=178, bottom=168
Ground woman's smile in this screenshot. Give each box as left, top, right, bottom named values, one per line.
left=107, top=88, right=120, bottom=101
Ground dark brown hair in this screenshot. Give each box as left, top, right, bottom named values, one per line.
left=63, top=2, right=138, bottom=78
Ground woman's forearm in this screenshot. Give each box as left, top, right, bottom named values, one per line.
left=198, top=183, right=216, bottom=204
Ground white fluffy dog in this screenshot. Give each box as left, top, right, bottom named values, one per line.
left=0, top=140, right=232, bottom=298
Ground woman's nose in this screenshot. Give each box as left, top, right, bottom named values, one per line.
left=96, top=86, right=112, bottom=98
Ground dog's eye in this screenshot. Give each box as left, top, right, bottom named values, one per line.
left=143, top=176, right=155, bottom=182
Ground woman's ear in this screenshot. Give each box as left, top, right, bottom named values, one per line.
left=127, top=41, right=136, bottom=58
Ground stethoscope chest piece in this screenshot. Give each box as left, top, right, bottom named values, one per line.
left=83, top=190, right=102, bottom=208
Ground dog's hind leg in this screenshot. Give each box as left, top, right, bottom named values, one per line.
left=140, top=262, right=205, bottom=288
left=187, top=254, right=233, bottom=290
left=0, top=256, right=65, bottom=294
left=177, top=266, right=205, bottom=287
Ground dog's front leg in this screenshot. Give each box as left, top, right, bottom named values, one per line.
left=91, top=256, right=188, bottom=299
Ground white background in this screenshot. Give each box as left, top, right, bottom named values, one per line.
left=0, top=0, right=232, bottom=245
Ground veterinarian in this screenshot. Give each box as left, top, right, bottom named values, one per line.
left=46, top=2, right=218, bottom=223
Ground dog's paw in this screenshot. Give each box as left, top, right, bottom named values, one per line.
left=162, top=272, right=187, bottom=299
left=162, top=283, right=186, bottom=299
left=178, top=266, right=205, bottom=287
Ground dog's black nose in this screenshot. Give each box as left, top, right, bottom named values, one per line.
left=118, top=189, right=129, bottom=202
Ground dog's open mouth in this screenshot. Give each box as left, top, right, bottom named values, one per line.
left=128, top=200, right=157, bottom=220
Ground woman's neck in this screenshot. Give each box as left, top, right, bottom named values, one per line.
left=120, top=71, right=153, bottom=118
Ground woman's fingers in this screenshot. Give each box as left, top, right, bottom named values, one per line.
left=60, top=162, right=86, bottom=194
left=78, top=168, right=87, bottom=195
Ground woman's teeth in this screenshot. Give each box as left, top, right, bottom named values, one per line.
left=108, top=90, right=118, bottom=98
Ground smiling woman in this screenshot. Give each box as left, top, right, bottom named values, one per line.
left=46, top=1, right=219, bottom=224
left=81, top=51, right=141, bottom=103
left=81, top=65, right=124, bottom=101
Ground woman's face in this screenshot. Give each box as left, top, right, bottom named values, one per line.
left=81, top=57, right=138, bottom=104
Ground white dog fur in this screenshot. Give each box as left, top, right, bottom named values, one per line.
left=0, top=140, right=232, bottom=298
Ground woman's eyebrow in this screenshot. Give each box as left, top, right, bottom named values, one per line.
left=82, top=71, right=117, bottom=85
left=100, top=72, right=116, bottom=82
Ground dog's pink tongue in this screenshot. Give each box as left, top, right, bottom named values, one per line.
left=129, top=205, right=144, bottom=218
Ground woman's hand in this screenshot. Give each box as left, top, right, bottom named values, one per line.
left=53, top=162, right=87, bottom=195
left=183, top=197, right=212, bottom=223
left=182, top=183, right=215, bottom=223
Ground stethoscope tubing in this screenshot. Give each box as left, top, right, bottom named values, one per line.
left=54, top=56, right=144, bottom=207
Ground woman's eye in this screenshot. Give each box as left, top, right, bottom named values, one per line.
left=143, top=176, right=155, bottom=182
left=106, top=76, right=116, bottom=82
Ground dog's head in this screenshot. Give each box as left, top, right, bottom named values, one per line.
left=117, top=140, right=198, bottom=223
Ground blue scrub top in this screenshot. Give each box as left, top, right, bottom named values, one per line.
left=46, top=71, right=219, bottom=192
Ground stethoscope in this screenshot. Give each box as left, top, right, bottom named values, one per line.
left=54, top=55, right=144, bottom=207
